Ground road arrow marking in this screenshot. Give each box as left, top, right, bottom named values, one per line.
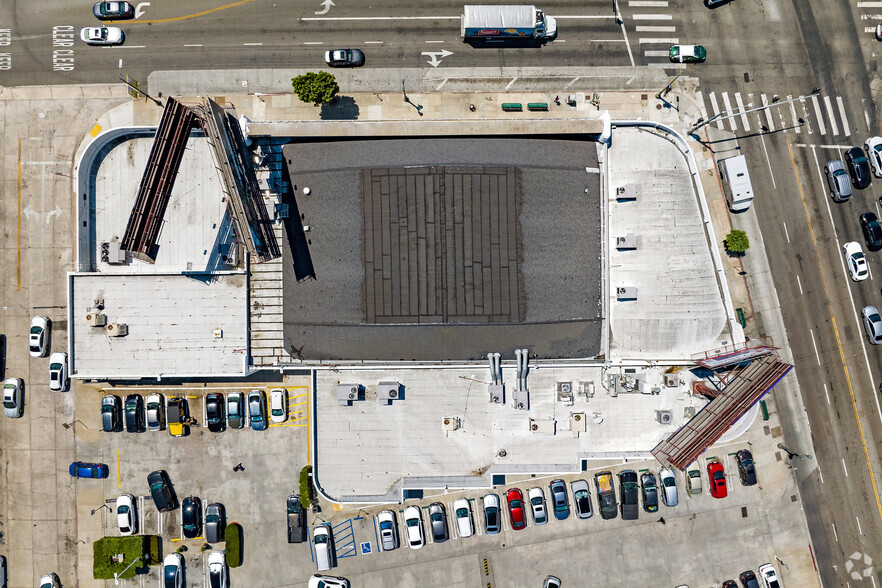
left=22, top=205, right=38, bottom=221
left=421, top=49, right=453, bottom=68
left=315, top=0, right=335, bottom=15
left=46, top=206, right=62, bottom=223
left=135, top=2, right=150, bottom=18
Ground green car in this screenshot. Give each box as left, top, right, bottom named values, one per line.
left=669, top=44, right=707, bottom=63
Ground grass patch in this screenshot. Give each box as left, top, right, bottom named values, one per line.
left=225, top=523, right=243, bottom=568
left=93, top=535, right=160, bottom=580
left=299, top=465, right=313, bottom=509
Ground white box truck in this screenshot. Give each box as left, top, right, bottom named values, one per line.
left=718, top=154, right=754, bottom=212
left=461, top=5, right=557, bottom=43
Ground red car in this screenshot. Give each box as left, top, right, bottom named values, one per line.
left=506, top=488, right=527, bottom=530
left=708, top=460, right=727, bottom=498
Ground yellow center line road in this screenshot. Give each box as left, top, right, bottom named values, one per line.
left=17, top=138, right=22, bottom=291
left=127, top=0, right=257, bottom=24
left=788, top=137, right=882, bottom=520
left=117, top=450, right=121, bottom=489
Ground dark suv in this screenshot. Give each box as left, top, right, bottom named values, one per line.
left=124, top=394, right=144, bottom=433
left=205, top=392, right=226, bottom=433
left=147, top=470, right=178, bottom=512
left=101, top=395, right=123, bottom=432
left=847, top=146, right=872, bottom=189
left=861, top=212, right=882, bottom=251
left=736, top=449, right=757, bottom=486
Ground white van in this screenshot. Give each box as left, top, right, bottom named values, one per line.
left=718, top=155, right=754, bottom=212
left=313, top=524, right=334, bottom=571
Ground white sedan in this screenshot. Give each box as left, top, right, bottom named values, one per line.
left=80, top=26, right=125, bottom=45
left=866, top=136, right=882, bottom=177
left=844, top=241, right=870, bottom=281
left=758, top=563, right=782, bottom=588
left=48, top=352, right=69, bottom=392
left=29, top=316, right=50, bottom=357
left=269, top=388, right=288, bottom=423
left=453, top=498, right=473, bottom=538
left=208, top=550, right=228, bottom=588
left=403, top=505, right=424, bottom=549
left=116, top=494, right=137, bottom=536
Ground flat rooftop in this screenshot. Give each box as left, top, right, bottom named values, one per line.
left=281, top=137, right=603, bottom=361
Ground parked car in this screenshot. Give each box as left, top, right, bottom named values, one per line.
left=403, top=505, right=424, bottom=549
left=548, top=479, right=570, bottom=520
left=843, top=242, right=870, bottom=281
left=147, top=469, right=178, bottom=512
left=571, top=479, right=593, bottom=518
left=205, top=502, right=226, bottom=543
left=69, top=461, right=108, bottom=478
left=205, top=392, right=226, bottom=433
left=863, top=305, right=882, bottom=345
left=116, top=493, right=138, bottom=536
left=482, top=493, right=501, bottom=534
left=182, top=496, right=203, bottom=538
left=324, top=48, right=365, bottom=67
left=686, top=464, right=702, bottom=496
left=48, top=352, right=68, bottom=391
left=669, top=44, right=706, bottom=63
left=866, top=136, right=882, bottom=177
left=29, top=316, right=50, bottom=357
left=658, top=467, right=679, bottom=506
left=166, top=396, right=190, bottom=437
left=506, top=488, right=527, bottom=530
left=527, top=487, right=548, bottom=525
left=846, top=146, right=872, bottom=189
left=308, top=575, right=350, bottom=588
left=595, top=471, right=617, bottom=519
left=227, top=392, right=244, bottom=429
left=3, top=378, right=24, bottom=418
left=428, top=502, right=448, bottom=543
left=378, top=509, right=399, bottom=550
left=163, top=553, right=185, bottom=588
left=207, top=550, right=228, bottom=588
left=722, top=581, right=738, bottom=588
left=0, top=554, right=6, bottom=588
left=708, top=460, right=727, bottom=498
left=124, top=393, right=145, bottom=433
left=620, top=470, right=639, bottom=520
left=543, top=577, right=561, bottom=588
left=39, top=574, right=60, bottom=588
left=739, top=570, right=760, bottom=588
left=453, top=498, right=474, bottom=538
left=101, top=394, right=122, bottom=431
left=757, top=563, right=782, bottom=588
left=248, top=389, right=267, bottom=431
left=93, top=0, right=135, bottom=19
left=641, top=472, right=659, bottom=512
left=80, top=26, right=125, bottom=45
left=287, top=494, right=306, bottom=543
left=269, top=388, right=288, bottom=423
left=704, top=0, right=735, bottom=7
left=313, top=524, right=335, bottom=571
left=146, top=393, right=165, bottom=431
left=736, top=449, right=758, bottom=486
left=861, top=212, right=882, bottom=251
left=825, top=159, right=853, bottom=202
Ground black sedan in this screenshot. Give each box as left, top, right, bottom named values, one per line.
left=736, top=449, right=757, bottom=486
left=324, top=48, right=365, bottom=67
left=846, top=146, right=872, bottom=189
left=92, top=1, right=135, bottom=19
left=124, top=393, right=145, bottom=433
left=182, top=497, right=203, bottom=539
left=861, top=212, right=882, bottom=251
left=205, top=392, right=226, bottom=433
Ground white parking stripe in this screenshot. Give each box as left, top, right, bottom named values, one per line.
left=629, top=0, right=669, bottom=5
left=708, top=92, right=724, bottom=129
left=761, top=94, right=775, bottom=131
left=632, top=14, right=673, bottom=19
left=635, top=25, right=676, bottom=31
left=721, top=92, right=737, bottom=131
left=696, top=91, right=709, bottom=124
left=788, top=95, right=801, bottom=134
left=824, top=95, right=840, bottom=135
left=837, top=96, right=851, bottom=136
left=643, top=50, right=669, bottom=56
left=735, top=92, right=750, bottom=131
left=812, top=95, right=827, bottom=135
left=857, top=1, right=882, bottom=6
left=638, top=37, right=679, bottom=44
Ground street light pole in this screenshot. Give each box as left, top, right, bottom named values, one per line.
left=689, top=89, right=820, bottom=136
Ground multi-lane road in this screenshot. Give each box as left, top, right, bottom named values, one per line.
left=4, top=0, right=882, bottom=584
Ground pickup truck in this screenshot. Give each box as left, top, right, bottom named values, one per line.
left=287, top=494, right=306, bottom=543
left=620, top=470, right=639, bottom=520
left=166, top=396, right=190, bottom=437
left=594, top=471, right=617, bottom=520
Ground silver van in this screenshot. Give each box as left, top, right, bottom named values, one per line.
left=313, top=524, right=334, bottom=571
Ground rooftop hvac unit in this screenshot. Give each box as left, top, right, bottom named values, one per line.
left=684, top=406, right=697, bottom=419
left=616, top=286, right=638, bottom=301
left=337, top=383, right=359, bottom=406
left=656, top=410, right=673, bottom=425
left=664, top=374, right=679, bottom=387
left=615, top=233, right=638, bottom=250
left=557, top=382, right=572, bottom=395
left=85, top=313, right=107, bottom=327
left=441, top=416, right=462, bottom=431
left=616, top=183, right=638, bottom=201
left=213, top=329, right=223, bottom=339
left=488, top=384, right=504, bottom=404
left=378, top=381, right=400, bottom=405
left=512, top=389, right=529, bottom=411
left=106, top=323, right=128, bottom=337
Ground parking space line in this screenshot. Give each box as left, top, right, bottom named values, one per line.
left=824, top=95, right=840, bottom=135
left=761, top=94, right=775, bottom=131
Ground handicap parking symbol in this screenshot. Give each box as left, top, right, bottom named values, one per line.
left=360, top=541, right=372, bottom=555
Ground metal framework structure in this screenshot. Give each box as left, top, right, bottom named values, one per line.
left=121, top=97, right=197, bottom=263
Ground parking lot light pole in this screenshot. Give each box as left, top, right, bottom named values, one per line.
left=91, top=503, right=110, bottom=516
left=113, top=555, right=143, bottom=585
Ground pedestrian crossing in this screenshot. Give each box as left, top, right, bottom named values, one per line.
left=695, top=90, right=855, bottom=139
left=627, top=0, right=678, bottom=64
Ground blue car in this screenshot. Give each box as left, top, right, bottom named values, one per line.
left=69, top=461, right=109, bottom=479
left=549, top=479, right=570, bottom=520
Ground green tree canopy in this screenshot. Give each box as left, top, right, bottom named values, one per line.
left=725, top=229, right=750, bottom=253
left=291, top=72, right=339, bottom=106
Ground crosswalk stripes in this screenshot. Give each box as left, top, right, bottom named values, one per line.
left=695, top=89, right=851, bottom=139
left=629, top=0, right=679, bottom=61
